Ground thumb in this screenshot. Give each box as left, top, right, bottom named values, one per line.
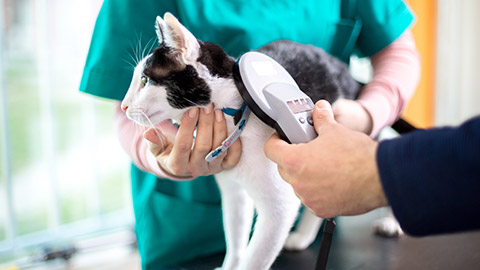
left=143, top=128, right=165, bottom=145
left=143, top=128, right=167, bottom=155
left=264, top=132, right=291, bottom=165
left=313, top=100, right=336, bottom=134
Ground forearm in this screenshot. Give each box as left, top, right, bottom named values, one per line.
left=377, top=116, right=480, bottom=236
left=357, top=31, right=421, bottom=137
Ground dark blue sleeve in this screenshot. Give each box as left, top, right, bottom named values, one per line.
left=377, top=116, right=480, bottom=236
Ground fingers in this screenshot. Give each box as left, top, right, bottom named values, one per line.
left=189, top=104, right=215, bottom=175
left=222, top=139, right=242, bottom=170
left=264, top=100, right=335, bottom=166
left=168, top=107, right=199, bottom=175
left=331, top=98, right=346, bottom=118
left=143, top=128, right=164, bottom=145
left=201, top=106, right=243, bottom=174
left=332, top=98, right=373, bottom=134
left=208, top=109, right=230, bottom=172
left=313, top=100, right=336, bottom=134
left=143, top=128, right=167, bottom=156
left=276, top=164, right=290, bottom=183
left=153, top=104, right=243, bottom=177
left=212, top=109, right=227, bottom=149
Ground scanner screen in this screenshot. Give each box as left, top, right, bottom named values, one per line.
left=287, top=98, right=314, bottom=114
left=251, top=60, right=278, bottom=76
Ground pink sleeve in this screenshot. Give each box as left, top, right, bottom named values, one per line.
left=113, top=102, right=194, bottom=180
left=356, top=31, right=421, bottom=137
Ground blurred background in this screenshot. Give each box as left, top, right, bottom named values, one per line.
left=0, top=0, right=136, bottom=269
left=0, top=0, right=479, bottom=269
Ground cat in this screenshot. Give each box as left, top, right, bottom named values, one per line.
left=121, top=13, right=361, bottom=270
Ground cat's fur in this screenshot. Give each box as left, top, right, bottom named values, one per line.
left=122, top=13, right=361, bottom=270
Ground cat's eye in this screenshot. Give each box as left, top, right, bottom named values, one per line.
left=141, top=75, right=149, bottom=87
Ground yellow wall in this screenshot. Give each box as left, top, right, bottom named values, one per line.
left=402, top=0, right=437, bottom=128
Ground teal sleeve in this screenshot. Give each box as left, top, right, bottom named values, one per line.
left=355, top=0, right=415, bottom=57
left=79, top=0, right=179, bottom=100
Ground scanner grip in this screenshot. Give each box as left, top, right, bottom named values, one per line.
left=263, top=83, right=317, bottom=144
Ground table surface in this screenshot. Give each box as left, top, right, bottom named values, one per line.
left=171, top=208, right=480, bottom=270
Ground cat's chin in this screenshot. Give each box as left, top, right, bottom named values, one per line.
left=146, top=111, right=168, bottom=125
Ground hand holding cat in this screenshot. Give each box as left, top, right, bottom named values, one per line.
left=264, top=100, right=388, bottom=218
left=332, top=98, right=373, bottom=134
left=143, top=104, right=242, bottom=179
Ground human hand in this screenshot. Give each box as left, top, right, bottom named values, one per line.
left=332, top=98, right=373, bottom=134
left=143, top=104, right=242, bottom=179
left=264, top=100, right=388, bottom=218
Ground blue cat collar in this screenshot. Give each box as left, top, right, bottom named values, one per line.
left=205, top=103, right=250, bottom=162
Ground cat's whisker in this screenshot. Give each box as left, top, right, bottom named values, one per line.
left=130, top=51, right=140, bottom=67
left=139, top=110, right=166, bottom=153
left=128, top=111, right=142, bottom=116
left=148, top=36, right=158, bottom=54
left=182, top=97, right=208, bottom=108
left=127, top=39, right=139, bottom=66
left=132, top=33, right=140, bottom=65
left=127, top=32, right=143, bottom=67
left=121, top=58, right=136, bottom=71
left=129, top=109, right=147, bottom=116
left=125, top=108, right=166, bottom=153
left=135, top=32, right=144, bottom=66
left=124, top=32, right=157, bottom=71
left=124, top=39, right=142, bottom=69
left=142, top=36, right=157, bottom=60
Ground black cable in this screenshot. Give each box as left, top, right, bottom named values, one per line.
left=315, top=218, right=336, bottom=270
left=392, top=118, right=418, bottom=134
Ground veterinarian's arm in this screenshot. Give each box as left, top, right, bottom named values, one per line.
left=265, top=100, right=387, bottom=218
left=114, top=102, right=182, bottom=179
left=114, top=102, right=242, bottom=180
left=377, top=115, right=480, bottom=236
left=333, top=31, right=420, bottom=137
left=266, top=100, right=480, bottom=236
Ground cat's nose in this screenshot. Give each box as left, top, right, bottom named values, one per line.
left=121, top=104, right=128, bottom=112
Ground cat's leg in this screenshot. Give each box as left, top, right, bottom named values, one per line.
left=284, top=209, right=323, bottom=251
left=215, top=176, right=254, bottom=270
left=373, top=207, right=404, bottom=237
left=238, top=192, right=300, bottom=270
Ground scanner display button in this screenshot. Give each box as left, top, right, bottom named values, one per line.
left=298, top=117, right=306, bottom=124
left=307, top=116, right=313, bottom=126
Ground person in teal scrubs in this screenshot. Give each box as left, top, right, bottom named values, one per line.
left=80, top=0, right=416, bottom=268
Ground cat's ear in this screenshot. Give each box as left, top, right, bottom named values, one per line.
left=155, top=16, right=168, bottom=46
left=163, top=12, right=200, bottom=64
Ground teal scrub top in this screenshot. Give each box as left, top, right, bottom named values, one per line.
left=80, top=0, right=414, bottom=268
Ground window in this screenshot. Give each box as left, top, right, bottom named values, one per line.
left=0, top=0, right=133, bottom=263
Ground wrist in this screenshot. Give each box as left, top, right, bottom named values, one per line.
left=356, top=90, right=393, bottom=137
left=157, top=161, right=194, bottom=180
left=147, top=151, right=194, bottom=180
left=332, top=99, right=373, bottom=134
left=358, top=103, right=374, bottom=135
left=369, top=141, right=388, bottom=208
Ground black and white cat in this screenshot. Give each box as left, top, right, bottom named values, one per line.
left=121, top=13, right=361, bottom=270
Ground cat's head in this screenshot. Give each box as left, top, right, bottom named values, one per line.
left=121, top=13, right=235, bottom=126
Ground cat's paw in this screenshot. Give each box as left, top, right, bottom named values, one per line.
left=283, top=231, right=314, bottom=251
left=215, top=258, right=239, bottom=270
left=373, top=217, right=404, bottom=238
